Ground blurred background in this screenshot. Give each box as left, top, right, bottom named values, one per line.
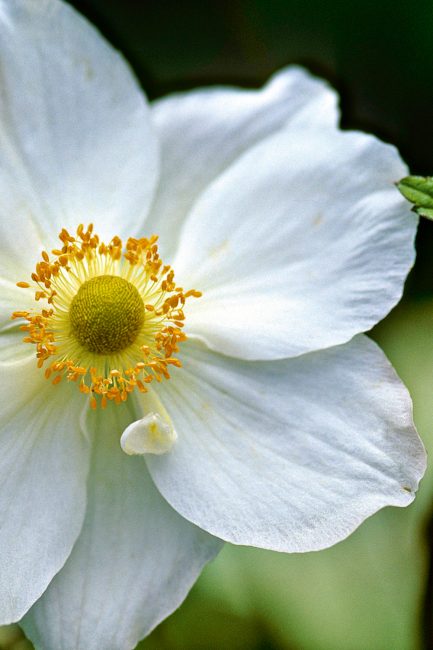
left=3, top=1, right=433, bottom=648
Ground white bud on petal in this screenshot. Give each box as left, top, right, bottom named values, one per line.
left=120, top=413, right=177, bottom=456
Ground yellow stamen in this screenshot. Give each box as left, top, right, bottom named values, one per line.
left=12, top=224, right=201, bottom=407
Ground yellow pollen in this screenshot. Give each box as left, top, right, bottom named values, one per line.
left=12, top=224, right=201, bottom=408
left=70, top=275, right=144, bottom=354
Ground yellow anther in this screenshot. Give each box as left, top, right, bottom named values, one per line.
left=12, top=224, right=201, bottom=408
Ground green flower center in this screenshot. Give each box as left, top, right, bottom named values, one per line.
left=69, top=275, right=145, bottom=354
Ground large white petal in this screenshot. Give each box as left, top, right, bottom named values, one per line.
left=0, top=358, right=90, bottom=623
left=172, top=127, right=416, bottom=360
left=148, top=66, right=338, bottom=258
left=23, top=400, right=222, bottom=650
left=145, top=337, right=425, bottom=552
left=0, top=0, right=158, bottom=249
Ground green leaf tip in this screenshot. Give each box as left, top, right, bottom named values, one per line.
left=397, top=175, right=433, bottom=220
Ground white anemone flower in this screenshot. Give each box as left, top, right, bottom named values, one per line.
left=0, top=0, right=426, bottom=648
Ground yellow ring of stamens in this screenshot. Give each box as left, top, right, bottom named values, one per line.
left=12, top=224, right=201, bottom=409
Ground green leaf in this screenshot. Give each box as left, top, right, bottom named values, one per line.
left=397, top=175, right=433, bottom=220
left=418, top=207, right=433, bottom=219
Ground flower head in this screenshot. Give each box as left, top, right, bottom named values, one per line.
left=0, top=1, right=426, bottom=649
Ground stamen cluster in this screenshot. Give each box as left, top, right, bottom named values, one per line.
left=12, top=224, right=201, bottom=408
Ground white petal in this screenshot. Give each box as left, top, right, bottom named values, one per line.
left=173, top=127, right=416, bottom=359
left=23, top=401, right=222, bottom=650
left=0, top=358, right=90, bottom=623
left=148, top=66, right=338, bottom=258
left=0, top=0, right=158, bottom=246
left=145, top=337, right=425, bottom=552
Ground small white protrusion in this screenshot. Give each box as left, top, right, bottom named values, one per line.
left=120, top=412, right=177, bottom=456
